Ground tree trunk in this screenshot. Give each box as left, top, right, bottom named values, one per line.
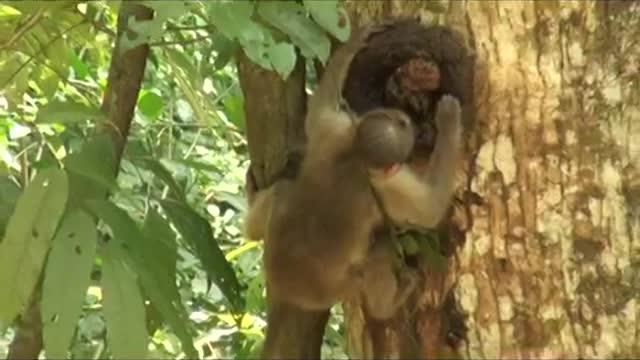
left=343, top=1, right=640, bottom=359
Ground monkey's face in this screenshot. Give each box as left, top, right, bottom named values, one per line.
left=354, top=108, right=416, bottom=169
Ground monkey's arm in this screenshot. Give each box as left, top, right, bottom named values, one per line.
left=304, top=27, right=382, bottom=153
left=372, top=95, right=462, bottom=229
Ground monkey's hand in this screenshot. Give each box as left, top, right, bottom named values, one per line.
left=434, top=95, right=462, bottom=145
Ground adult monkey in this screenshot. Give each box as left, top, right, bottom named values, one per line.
left=244, top=22, right=463, bottom=317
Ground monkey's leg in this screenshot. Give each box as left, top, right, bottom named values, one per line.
left=361, top=240, right=419, bottom=320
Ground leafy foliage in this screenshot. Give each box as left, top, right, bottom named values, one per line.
left=0, top=0, right=350, bottom=358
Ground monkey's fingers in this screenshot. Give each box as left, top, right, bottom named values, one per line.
left=435, top=95, right=462, bottom=134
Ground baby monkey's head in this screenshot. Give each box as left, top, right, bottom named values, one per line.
left=354, top=108, right=415, bottom=170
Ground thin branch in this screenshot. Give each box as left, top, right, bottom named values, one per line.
left=150, top=35, right=211, bottom=47
left=74, top=7, right=116, bottom=37
left=166, top=24, right=213, bottom=32
left=0, top=9, right=45, bottom=51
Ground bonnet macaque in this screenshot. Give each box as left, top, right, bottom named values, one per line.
left=244, top=24, right=463, bottom=318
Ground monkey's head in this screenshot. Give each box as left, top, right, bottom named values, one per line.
left=354, top=108, right=415, bottom=170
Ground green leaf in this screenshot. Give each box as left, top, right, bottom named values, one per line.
left=138, top=90, right=164, bottom=120
left=160, top=199, right=244, bottom=313
left=0, top=57, right=30, bottom=104
left=101, top=238, right=148, bottom=360
left=257, top=1, right=331, bottom=62
left=68, top=50, right=89, bottom=80
left=0, top=168, right=68, bottom=324
left=42, top=210, right=97, bottom=359
left=35, top=100, right=105, bottom=124
left=208, top=1, right=255, bottom=41
left=6, top=1, right=74, bottom=14
left=0, top=177, right=20, bottom=237
left=141, top=209, right=178, bottom=295
left=87, top=200, right=196, bottom=358
left=0, top=4, right=21, bottom=19
left=38, top=71, right=60, bottom=99
left=222, top=94, right=246, bottom=133
left=133, top=157, right=185, bottom=201
left=45, top=37, right=70, bottom=80
left=241, top=40, right=272, bottom=71
left=303, top=0, right=350, bottom=41
left=267, top=42, right=297, bottom=79
left=211, top=33, right=238, bottom=71
left=140, top=209, right=198, bottom=359
left=64, top=135, right=118, bottom=192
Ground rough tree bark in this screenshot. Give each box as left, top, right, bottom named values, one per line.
left=241, top=1, right=639, bottom=359
left=6, top=2, right=153, bottom=359
left=341, top=1, right=640, bottom=359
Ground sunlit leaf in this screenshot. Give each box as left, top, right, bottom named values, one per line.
left=42, top=210, right=97, bottom=359
left=0, top=168, right=68, bottom=324
left=6, top=1, right=75, bottom=14
left=0, top=4, right=21, bottom=19
left=303, top=0, right=350, bottom=41
left=101, top=237, right=148, bottom=360
left=35, top=100, right=105, bottom=124
left=138, top=90, right=165, bottom=120
left=8, top=123, right=30, bottom=139
left=161, top=199, right=244, bottom=313
left=222, top=94, right=246, bottom=132
left=68, top=50, right=89, bottom=79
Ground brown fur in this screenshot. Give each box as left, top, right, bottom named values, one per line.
left=244, top=25, right=463, bottom=318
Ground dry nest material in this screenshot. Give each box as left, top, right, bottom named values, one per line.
left=343, top=18, right=473, bottom=154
